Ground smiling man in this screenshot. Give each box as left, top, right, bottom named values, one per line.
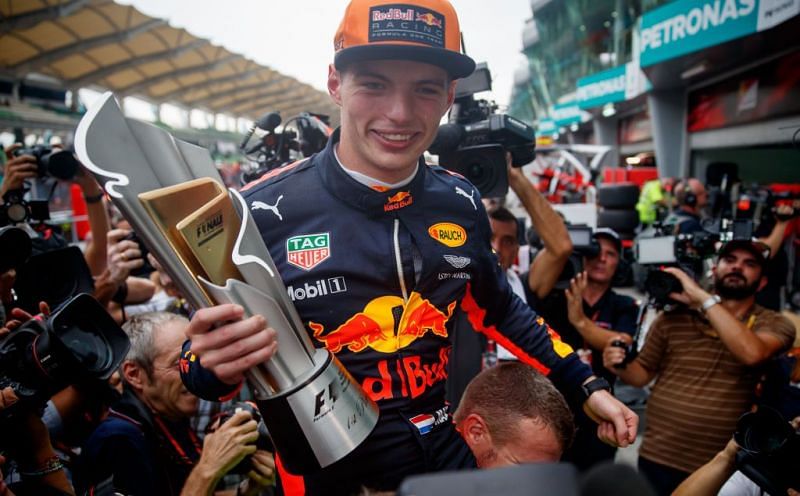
left=604, top=240, right=796, bottom=495
left=180, top=0, right=637, bottom=494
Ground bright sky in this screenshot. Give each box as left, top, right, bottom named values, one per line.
left=119, top=0, right=531, bottom=109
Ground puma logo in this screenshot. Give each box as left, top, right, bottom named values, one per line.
left=251, top=195, right=284, bottom=220
left=455, top=186, right=476, bottom=210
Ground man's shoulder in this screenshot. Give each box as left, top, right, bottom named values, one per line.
left=752, top=304, right=797, bottom=340
left=425, top=162, right=474, bottom=189
left=241, top=156, right=317, bottom=198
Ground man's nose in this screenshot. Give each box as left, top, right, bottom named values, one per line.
left=386, top=91, right=414, bottom=123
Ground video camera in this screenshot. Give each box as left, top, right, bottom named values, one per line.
left=428, top=63, right=536, bottom=198
left=634, top=218, right=755, bottom=308
left=553, top=225, right=600, bottom=290
left=0, top=294, right=129, bottom=426
left=734, top=407, right=800, bottom=495
left=239, top=111, right=331, bottom=185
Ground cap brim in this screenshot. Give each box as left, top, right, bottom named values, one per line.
left=335, top=45, right=475, bottom=79
left=718, top=240, right=770, bottom=263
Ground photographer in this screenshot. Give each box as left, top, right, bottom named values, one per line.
left=77, top=312, right=273, bottom=496
left=672, top=417, right=800, bottom=496
left=529, top=229, right=638, bottom=470
left=0, top=314, right=75, bottom=496
left=603, top=240, right=796, bottom=495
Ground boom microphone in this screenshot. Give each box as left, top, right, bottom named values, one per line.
left=240, top=112, right=282, bottom=150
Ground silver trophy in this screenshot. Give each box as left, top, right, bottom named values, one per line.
left=74, top=92, right=378, bottom=473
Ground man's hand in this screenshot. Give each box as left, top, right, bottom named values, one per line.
left=583, top=388, right=638, bottom=447
left=186, top=304, right=278, bottom=385
left=196, top=410, right=259, bottom=481
left=602, top=335, right=630, bottom=372
left=106, top=229, right=143, bottom=284
left=238, top=450, right=276, bottom=496
left=565, top=271, right=588, bottom=327
left=662, top=267, right=710, bottom=308
left=1, top=144, right=38, bottom=197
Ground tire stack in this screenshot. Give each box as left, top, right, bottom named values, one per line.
left=597, top=183, right=640, bottom=287
left=596, top=183, right=640, bottom=239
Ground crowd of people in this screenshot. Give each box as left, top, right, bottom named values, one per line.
left=1, top=0, right=799, bottom=495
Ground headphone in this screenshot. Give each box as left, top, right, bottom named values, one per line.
left=675, top=179, right=697, bottom=208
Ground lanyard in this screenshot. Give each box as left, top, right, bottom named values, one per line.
left=153, top=415, right=202, bottom=466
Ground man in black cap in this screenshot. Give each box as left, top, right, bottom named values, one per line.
left=604, top=240, right=796, bottom=495
left=528, top=228, right=640, bottom=470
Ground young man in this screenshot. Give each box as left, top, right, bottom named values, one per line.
left=181, top=1, right=637, bottom=494
left=604, top=240, right=796, bottom=496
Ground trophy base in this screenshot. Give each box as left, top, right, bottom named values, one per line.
left=256, top=348, right=379, bottom=475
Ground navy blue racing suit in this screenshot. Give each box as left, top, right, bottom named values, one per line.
left=181, top=129, right=592, bottom=494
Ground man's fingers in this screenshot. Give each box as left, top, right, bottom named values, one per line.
left=211, top=341, right=278, bottom=385
left=200, top=325, right=276, bottom=369
left=106, top=228, right=130, bottom=244
left=192, top=314, right=269, bottom=356
left=186, top=304, right=245, bottom=338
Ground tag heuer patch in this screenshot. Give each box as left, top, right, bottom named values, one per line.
left=286, top=233, right=330, bottom=271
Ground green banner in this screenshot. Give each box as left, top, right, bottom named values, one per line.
left=577, top=65, right=627, bottom=109
left=640, top=0, right=799, bottom=67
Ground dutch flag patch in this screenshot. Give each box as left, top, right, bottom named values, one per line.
left=409, top=414, right=436, bottom=435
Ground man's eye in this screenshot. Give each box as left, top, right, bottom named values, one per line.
left=363, top=82, right=383, bottom=90
left=418, top=86, right=442, bottom=95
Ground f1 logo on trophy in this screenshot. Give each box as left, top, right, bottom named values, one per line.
left=75, top=92, right=378, bottom=474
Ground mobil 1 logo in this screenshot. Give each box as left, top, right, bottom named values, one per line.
left=287, top=277, right=347, bottom=302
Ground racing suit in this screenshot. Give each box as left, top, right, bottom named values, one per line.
left=181, top=129, right=593, bottom=494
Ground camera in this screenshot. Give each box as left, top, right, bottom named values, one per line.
left=609, top=339, right=637, bottom=369
left=212, top=401, right=273, bottom=474
left=0, top=188, right=50, bottom=226
left=240, top=111, right=331, bottom=185
left=634, top=218, right=755, bottom=308
left=734, top=407, right=800, bottom=495
left=428, top=63, right=536, bottom=198
left=552, top=225, right=600, bottom=289
left=0, top=293, right=129, bottom=424
left=12, top=145, right=80, bottom=181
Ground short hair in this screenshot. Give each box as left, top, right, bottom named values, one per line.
left=487, top=205, right=518, bottom=226
left=122, top=312, right=188, bottom=378
left=453, top=362, right=575, bottom=451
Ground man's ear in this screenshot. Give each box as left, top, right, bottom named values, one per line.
left=757, top=274, right=768, bottom=292
left=121, top=361, right=145, bottom=391
left=328, top=64, right=343, bottom=106
left=460, top=412, right=492, bottom=449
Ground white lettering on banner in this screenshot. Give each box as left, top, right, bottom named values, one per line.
left=577, top=75, right=626, bottom=101
left=641, top=0, right=757, bottom=52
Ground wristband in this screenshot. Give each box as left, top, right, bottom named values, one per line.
left=20, top=455, right=63, bottom=477
left=83, top=191, right=104, bottom=204
left=701, top=294, right=721, bottom=312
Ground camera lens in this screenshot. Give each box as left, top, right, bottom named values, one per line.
left=55, top=324, right=114, bottom=374
left=42, top=150, right=80, bottom=180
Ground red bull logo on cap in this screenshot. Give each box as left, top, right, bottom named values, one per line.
left=416, top=12, right=443, bottom=28
left=384, top=191, right=413, bottom=212
left=309, top=292, right=456, bottom=354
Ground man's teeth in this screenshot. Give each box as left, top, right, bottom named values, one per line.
left=378, top=132, right=413, bottom=141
